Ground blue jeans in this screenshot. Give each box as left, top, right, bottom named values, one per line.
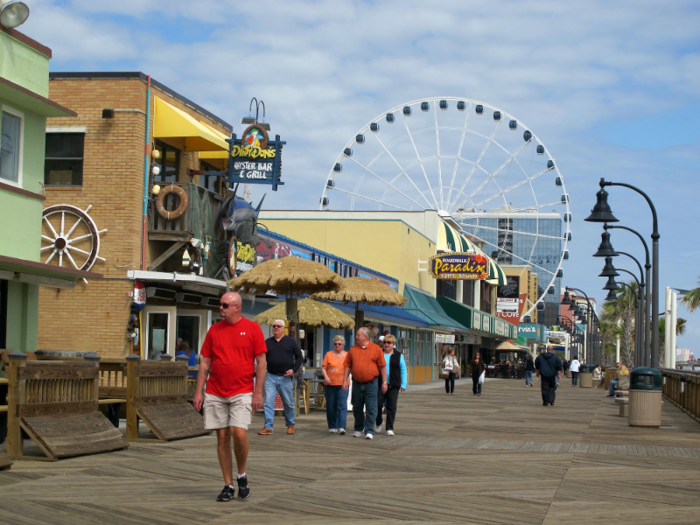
left=351, top=378, right=378, bottom=435
left=263, top=374, right=295, bottom=430
left=525, top=371, right=533, bottom=386
left=324, top=385, right=348, bottom=430
left=609, top=380, right=618, bottom=396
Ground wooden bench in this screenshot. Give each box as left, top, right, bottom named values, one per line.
left=4, top=352, right=128, bottom=461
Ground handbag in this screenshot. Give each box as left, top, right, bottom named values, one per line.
left=478, top=371, right=485, bottom=384
left=439, top=368, right=450, bottom=379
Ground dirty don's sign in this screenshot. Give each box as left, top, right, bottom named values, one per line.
left=227, top=125, right=285, bottom=191
left=429, top=253, right=489, bottom=280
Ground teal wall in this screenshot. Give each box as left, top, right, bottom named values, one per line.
left=5, top=280, right=39, bottom=352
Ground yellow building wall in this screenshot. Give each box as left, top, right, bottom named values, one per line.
left=260, top=218, right=435, bottom=293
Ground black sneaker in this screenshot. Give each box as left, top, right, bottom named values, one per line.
left=216, top=485, right=235, bottom=502
left=237, top=475, right=251, bottom=499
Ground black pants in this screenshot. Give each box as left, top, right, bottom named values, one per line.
left=445, top=373, right=455, bottom=393
left=471, top=376, right=482, bottom=395
left=541, top=375, right=557, bottom=405
left=376, top=386, right=401, bottom=430
left=571, top=371, right=579, bottom=386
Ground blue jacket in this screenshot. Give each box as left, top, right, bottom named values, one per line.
left=535, top=352, right=562, bottom=378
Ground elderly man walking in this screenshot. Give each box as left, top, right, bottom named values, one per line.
left=259, top=320, right=303, bottom=435
left=535, top=345, right=563, bottom=406
left=343, top=327, right=387, bottom=440
left=194, top=292, right=267, bottom=502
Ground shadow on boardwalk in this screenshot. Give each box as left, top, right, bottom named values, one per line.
left=2, top=378, right=700, bottom=524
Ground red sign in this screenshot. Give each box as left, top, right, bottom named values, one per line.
left=496, top=293, right=528, bottom=327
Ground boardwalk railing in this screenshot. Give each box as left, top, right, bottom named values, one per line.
left=661, top=368, right=700, bottom=423
left=4, top=352, right=128, bottom=461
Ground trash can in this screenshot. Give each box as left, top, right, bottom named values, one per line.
left=628, top=367, right=662, bottom=427
left=579, top=364, right=594, bottom=388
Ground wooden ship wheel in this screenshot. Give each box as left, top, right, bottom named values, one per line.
left=41, top=205, right=107, bottom=278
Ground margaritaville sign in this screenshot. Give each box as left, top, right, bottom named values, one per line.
left=429, top=253, right=489, bottom=280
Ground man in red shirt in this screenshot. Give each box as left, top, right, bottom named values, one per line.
left=343, top=327, right=387, bottom=440
left=194, top=292, right=267, bottom=502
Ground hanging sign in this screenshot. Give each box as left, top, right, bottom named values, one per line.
left=227, top=125, right=285, bottom=190
left=429, top=253, right=488, bottom=280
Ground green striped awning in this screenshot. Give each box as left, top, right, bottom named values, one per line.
left=438, top=220, right=506, bottom=285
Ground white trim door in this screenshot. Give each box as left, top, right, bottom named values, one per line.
left=143, top=305, right=177, bottom=360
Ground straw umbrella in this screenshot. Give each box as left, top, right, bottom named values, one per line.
left=228, top=256, right=342, bottom=328
left=312, top=276, right=407, bottom=330
left=256, top=298, right=355, bottom=330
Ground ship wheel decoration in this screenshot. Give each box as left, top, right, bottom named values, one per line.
left=41, top=204, right=107, bottom=280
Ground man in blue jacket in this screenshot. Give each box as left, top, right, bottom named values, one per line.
left=535, top=345, right=563, bottom=406
left=374, top=335, right=407, bottom=436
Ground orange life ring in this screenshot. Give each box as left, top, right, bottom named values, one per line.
left=155, top=184, right=188, bottom=220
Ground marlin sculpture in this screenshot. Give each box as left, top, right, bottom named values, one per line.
left=217, top=192, right=266, bottom=245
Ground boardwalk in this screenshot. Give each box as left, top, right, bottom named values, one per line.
left=2, top=378, right=700, bottom=524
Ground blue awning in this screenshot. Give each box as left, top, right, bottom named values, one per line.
left=330, top=301, right=430, bottom=329
left=402, top=284, right=470, bottom=332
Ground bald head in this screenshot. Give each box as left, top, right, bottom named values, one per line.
left=219, top=292, right=242, bottom=324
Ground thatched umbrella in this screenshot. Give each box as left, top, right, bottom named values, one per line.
left=228, top=256, right=342, bottom=326
left=495, top=341, right=524, bottom=351
left=312, top=276, right=407, bottom=330
left=255, top=298, right=355, bottom=330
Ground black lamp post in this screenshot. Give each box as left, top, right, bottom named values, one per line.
left=615, top=251, right=648, bottom=366
left=605, top=289, right=618, bottom=301
left=586, top=178, right=660, bottom=368
left=563, top=287, right=598, bottom=364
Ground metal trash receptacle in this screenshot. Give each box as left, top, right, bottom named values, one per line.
left=579, top=364, right=594, bottom=388
left=628, top=367, right=662, bottom=427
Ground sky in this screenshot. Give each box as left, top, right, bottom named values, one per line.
left=19, top=0, right=700, bottom=353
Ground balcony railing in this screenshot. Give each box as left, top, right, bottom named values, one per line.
left=149, top=183, right=224, bottom=242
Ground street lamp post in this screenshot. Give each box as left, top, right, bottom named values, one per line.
left=615, top=251, right=647, bottom=365
left=585, top=178, right=660, bottom=368
left=562, top=288, right=596, bottom=363
left=604, top=224, right=652, bottom=367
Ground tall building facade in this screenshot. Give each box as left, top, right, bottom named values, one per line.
left=457, top=209, right=564, bottom=328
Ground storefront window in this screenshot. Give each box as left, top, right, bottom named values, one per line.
left=398, top=329, right=411, bottom=364
left=147, top=312, right=169, bottom=360
left=198, top=160, right=223, bottom=194
left=176, top=315, right=200, bottom=353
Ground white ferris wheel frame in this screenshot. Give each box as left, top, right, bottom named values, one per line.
left=319, top=96, right=571, bottom=321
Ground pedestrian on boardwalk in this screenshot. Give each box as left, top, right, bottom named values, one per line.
left=569, top=356, right=580, bottom=386
left=322, top=335, right=349, bottom=434
left=535, top=345, right=563, bottom=406
left=470, top=352, right=485, bottom=396
left=259, top=320, right=303, bottom=436
left=524, top=354, right=535, bottom=387
left=343, top=327, right=386, bottom=440
left=442, top=348, right=459, bottom=395
left=194, top=292, right=267, bottom=502
left=374, top=335, right=407, bottom=436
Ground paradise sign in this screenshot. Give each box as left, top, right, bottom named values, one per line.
left=429, top=253, right=489, bottom=280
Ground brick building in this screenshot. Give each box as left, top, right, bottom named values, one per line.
left=38, top=73, right=233, bottom=358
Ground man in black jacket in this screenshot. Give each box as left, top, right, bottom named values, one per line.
left=258, top=320, right=303, bottom=435
left=535, top=345, right=563, bottom=406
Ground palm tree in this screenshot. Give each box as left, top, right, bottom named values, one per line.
left=681, top=277, right=700, bottom=312
left=602, top=281, right=638, bottom=368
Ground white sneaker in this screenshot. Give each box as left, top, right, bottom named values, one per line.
left=386, top=430, right=395, bottom=436
left=365, top=433, right=373, bottom=440
left=329, top=428, right=338, bottom=433
left=374, top=423, right=383, bottom=433
left=339, top=428, right=346, bottom=435
left=353, top=431, right=362, bottom=438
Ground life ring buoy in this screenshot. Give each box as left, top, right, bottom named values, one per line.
left=155, top=184, right=188, bottom=220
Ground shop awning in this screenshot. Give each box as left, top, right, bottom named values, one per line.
left=0, top=254, right=101, bottom=289
left=126, top=270, right=227, bottom=296
left=437, top=295, right=518, bottom=339
left=488, top=259, right=507, bottom=286
left=153, top=97, right=229, bottom=151
left=402, top=284, right=469, bottom=332
left=331, top=301, right=430, bottom=330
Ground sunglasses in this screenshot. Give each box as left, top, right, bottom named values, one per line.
left=383, top=341, right=394, bottom=345
left=220, top=302, right=240, bottom=309
left=272, top=325, right=284, bottom=328
left=334, top=342, right=343, bottom=346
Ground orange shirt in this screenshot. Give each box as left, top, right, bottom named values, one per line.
left=322, top=350, right=347, bottom=386
left=344, top=342, right=386, bottom=383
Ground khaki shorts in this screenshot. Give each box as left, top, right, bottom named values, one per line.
left=203, top=392, right=253, bottom=430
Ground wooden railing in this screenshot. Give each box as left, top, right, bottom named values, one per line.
left=148, top=183, right=223, bottom=238
left=661, top=368, right=700, bottom=423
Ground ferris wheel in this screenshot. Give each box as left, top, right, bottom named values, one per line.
left=319, top=97, right=571, bottom=320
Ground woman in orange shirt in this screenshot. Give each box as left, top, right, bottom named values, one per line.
left=322, top=335, right=349, bottom=434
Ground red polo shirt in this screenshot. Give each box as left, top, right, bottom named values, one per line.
left=201, top=317, right=267, bottom=397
